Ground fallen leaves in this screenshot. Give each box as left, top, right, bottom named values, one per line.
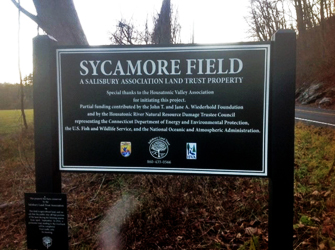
left=245, top=227, right=258, bottom=236
left=1, top=123, right=335, bottom=249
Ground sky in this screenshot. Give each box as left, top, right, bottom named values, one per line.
left=0, top=0, right=251, bottom=84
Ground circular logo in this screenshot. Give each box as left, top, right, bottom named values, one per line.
left=149, top=137, right=169, bottom=159
left=42, top=236, right=52, bottom=249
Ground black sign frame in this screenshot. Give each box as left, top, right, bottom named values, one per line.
left=56, top=44, right=271, bottom=176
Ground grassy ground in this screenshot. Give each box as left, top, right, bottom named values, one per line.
left=294, top=123, right=335, bottom=249
left=0, top=109, right=334, bottom=249
left=0, top=109, right=33, bottom=135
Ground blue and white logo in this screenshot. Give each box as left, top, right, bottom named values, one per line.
left=186, top=143, right=197, bottom=159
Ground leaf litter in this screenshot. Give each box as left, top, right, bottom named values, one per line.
left=0, top=123, right=334, bottom=249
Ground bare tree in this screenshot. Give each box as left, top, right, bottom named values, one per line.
left=143, top=18, right=151, bottom=45
left=110, top=18, right=154, bottom=45
left=11, top=0, right=88, bottom=130
left=293, top=0, right=334, bottom=35
left=16, top=0, right=28, bottom=129
left=246, top=0, right=288, bottom=41
left=110, top=0, right=181, bottom=45
left=110, top=19, right=142, bottom=45
left=170, top=7, right=181, bottom=44
left=294, top=0, right=306, bottom=35
left=11, top=0, right=88, bottom=45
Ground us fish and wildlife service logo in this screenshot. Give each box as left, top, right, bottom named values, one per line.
left=120, top=142, right=131, bottom=157
left=149, top=137, right=169, bottom=159
left=186, top=143, right=197, bottom=159
left=42, top=236, right=52, bottom=249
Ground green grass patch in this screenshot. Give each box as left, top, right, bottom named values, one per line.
left=0, top=109, right=33, bottom=135
left=295, top=122, right=335, bottom=191
left=294, top=122, right=335, bottom=249
left=239, top=236, right=260, bottom=250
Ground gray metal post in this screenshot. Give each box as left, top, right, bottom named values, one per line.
left=268, top=30, right=296, bottom=249
left=33, top=35, right=61, bottom=193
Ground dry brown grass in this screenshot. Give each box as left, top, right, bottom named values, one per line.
left=1, top=123, right=335, bottom=249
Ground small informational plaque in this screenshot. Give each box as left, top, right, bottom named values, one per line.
left=25, top=193, right=68, bottom=250
left=57, top=44, right=270, bottom=176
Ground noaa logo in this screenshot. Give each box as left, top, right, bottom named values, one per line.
left=42, top=236, right=52, bottom=249
left=186, top=143, right=197, bottom=159
left=149, top=137, right=169, bottom=159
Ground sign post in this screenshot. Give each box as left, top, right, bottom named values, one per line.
left=33, top=35, right=61, bottom=193
left=30, top=36, right=67, bottom=250
left=268, top=30, right=296, bottom=250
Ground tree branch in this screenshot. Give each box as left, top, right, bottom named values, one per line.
left=11, top=0, right=39, bottom=25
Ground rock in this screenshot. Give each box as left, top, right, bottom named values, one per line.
left=296, top=82, right=325, bottom=105
left=295, top=83, right=309, bottom=98
left=318, top=97, right=333, bottom=106
left=325, top=87, right=335, bottom=98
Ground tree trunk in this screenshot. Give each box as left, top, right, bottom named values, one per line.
left=152, top=0, right=171, bottom=44
left=17, top=0, right=28, bottom=129
left=32, top=0, right=88, bottom=45
left=294, top=0, right=305, bottom=35
left=12, top=0, right=88, bottom=45
left=20, top=78, right=28, bottom=129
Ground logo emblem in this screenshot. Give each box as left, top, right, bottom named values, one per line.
left=149, top=137, right=169, bottom=159
left=42, top=236, right=52, bottom=249
left=186, top=143, right=197, bottom=159
left=120, top=142, right=131, bottom=157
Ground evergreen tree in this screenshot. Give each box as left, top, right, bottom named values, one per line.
left=152, top=0, right=172, bottom=44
